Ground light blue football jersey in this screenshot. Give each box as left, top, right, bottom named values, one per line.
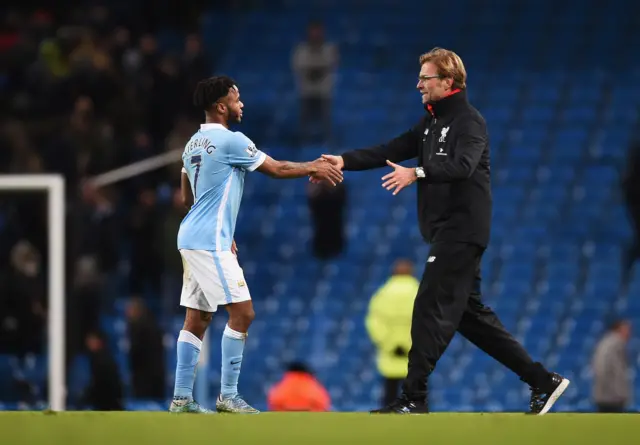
left=177, top=123, right=266, bottom=252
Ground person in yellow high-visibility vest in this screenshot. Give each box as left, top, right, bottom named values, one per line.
left=366, top=259, right=420, bottom=406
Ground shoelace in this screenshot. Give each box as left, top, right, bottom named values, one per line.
left=228, top=395, right=253, bottom=409
left=529, top=388, right=546, bottom=410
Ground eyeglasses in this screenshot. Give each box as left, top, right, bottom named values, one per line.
left=418, top=75, right=442, bottom=81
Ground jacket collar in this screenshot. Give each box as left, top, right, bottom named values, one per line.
left=425, top=88, right=467, bottom=118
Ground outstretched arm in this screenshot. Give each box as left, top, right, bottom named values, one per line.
left=228, top=132, right=342, bottom=185
left=339, top=118, right=424, bottom=171
left=257, top=156, right=343, bottom=185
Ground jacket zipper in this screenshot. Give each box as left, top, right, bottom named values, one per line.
left=428, top=118, right=437, bottom=161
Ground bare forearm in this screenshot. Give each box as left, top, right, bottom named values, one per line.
left=257, top=156, right=342, bottom=185
left=269, top=161, right=316, bottom=179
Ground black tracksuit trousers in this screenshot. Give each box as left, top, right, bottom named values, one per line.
left=402, top=242, right=551, bottom=401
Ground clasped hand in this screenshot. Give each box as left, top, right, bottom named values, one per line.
left=308, top=156, right=343, bottom=186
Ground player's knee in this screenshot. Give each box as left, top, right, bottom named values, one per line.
left=182, top=323, right=207, bottom=340
left=230, top=307, right=255, bottom=332
left=245, top=306, right=256, bottom=325
left=183, top=308, right=213, bottom=339
left=239, top=307, right=255, bottom=328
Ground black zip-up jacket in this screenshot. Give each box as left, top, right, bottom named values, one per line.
left=341, top=89, right=492, bottom=247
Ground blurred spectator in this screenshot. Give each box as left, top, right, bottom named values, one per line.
left=622, top=141, right=640, bottom=281
left=267, top=362, right=331, bottom=412
left=291, top=21, right=338, bottom=145
left=129, top=187, right=162, bottom=297
left=83, top=331, right=124, bottom=410
left=149, top=54, right=185, bottom=147
left=0, top=240, right=46, bottom=357
left=66, top=256, right=102, bottom=364
left=76, top=185, right=119, bottom=274
left=592, top=319, right=633, bottom=412
left=126, top=298, right=166, bottom=399
left=307, top=179, right=347, bottom=260
left=182, top=34, right=212, bottom=119
left=365, top=259, right=419, bottom=406
left=122, top=33, right=158, bottom=82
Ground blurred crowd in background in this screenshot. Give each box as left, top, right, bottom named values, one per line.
left=0, top=1, right=347, bottom=409
left=1, top=2, right=213, bottom=361
left=0, top=0, right=639, bottom=412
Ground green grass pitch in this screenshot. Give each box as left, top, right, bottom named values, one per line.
left=0, top=412, right=636, bottom=445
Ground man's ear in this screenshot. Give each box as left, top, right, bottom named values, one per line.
left=445, top=77, right=454, bottom=89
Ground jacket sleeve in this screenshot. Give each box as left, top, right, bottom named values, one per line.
left=424, top=116, right=487, bottom=183
left=341, top=119, right=423, bottom=171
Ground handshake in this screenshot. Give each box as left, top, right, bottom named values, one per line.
left=308, top=155, right=415, bottom=195
left=308, top=154, right=345, bottom=186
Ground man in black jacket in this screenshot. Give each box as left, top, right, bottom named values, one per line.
left=319, top=48, right=569, bottom=414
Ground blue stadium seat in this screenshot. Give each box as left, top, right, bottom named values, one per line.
left=8, top=0, right=640, bottom=414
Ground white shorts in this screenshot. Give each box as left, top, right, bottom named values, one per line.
left=179, top=249, right=251, bottom=313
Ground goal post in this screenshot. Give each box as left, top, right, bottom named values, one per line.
left=0, top=174, right=66, bottom=411
left=2, top=151, right=205, bottom=412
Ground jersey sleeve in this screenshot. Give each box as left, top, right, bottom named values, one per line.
left=227, top=132, right=267, bottom=172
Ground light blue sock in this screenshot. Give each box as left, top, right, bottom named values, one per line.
left=173, top=330, right=202, bottom=399
left=221, top=324, right=246, bottom=398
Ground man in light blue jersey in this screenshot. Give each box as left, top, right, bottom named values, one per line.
left=169, top=76, right=342, bottom=414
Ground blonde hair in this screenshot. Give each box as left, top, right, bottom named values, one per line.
left=419, top=47, right=467, bottom=89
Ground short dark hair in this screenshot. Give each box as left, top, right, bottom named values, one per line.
left=287, top=361, right=312, bottom=374
left=193, top=76, right=237, bottom=111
